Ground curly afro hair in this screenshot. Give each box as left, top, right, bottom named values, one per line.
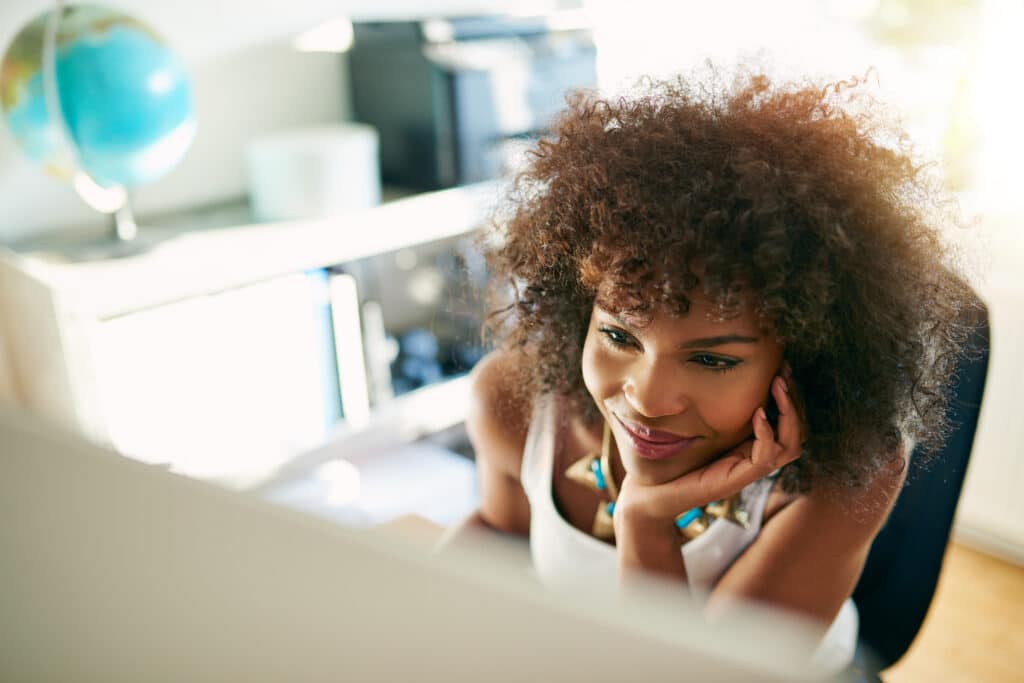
left=482, top=68, right=980, bottom=494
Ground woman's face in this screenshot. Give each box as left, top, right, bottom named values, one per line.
left=581, top=294, right=784, bottom=486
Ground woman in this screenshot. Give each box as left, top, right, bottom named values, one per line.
left=455, top=69, right=976, bottom=670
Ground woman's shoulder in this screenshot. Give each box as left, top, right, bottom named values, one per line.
left=466, top=350, right=536, bottom=475
left=763, top=447, right=909, bottom=537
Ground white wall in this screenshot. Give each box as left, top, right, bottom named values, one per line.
left=0, top=0, right=566, bottom=242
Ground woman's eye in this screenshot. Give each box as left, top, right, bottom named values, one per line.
left=599, top=327, right=633, bottom=347
left=691, top=354, right=740, bottom=372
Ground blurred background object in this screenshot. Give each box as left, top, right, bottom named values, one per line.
left=341, top=232, right=488, bottom=397
left=0, top=183, right=495, bottom=488
left=1, top=3, right=195, bottom=240
left=245, top=123, right=380, bottom=222
left=347, top=12, right=596, bottom=189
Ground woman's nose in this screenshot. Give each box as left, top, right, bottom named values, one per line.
left=622, top=359, right=689, bottom=418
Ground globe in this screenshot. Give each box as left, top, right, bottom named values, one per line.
left=0, top=4, right=195, bottom=196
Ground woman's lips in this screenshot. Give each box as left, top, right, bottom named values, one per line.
left=613, top=414, right=698, bottom=460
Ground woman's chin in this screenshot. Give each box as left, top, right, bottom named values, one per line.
left=617, top=439, right=727, bottom=486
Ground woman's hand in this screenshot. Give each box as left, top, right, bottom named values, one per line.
left=614, top=369, right=804, bottom=580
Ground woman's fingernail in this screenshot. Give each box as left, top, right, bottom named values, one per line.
left=778, top=377, right=788, bottom=393
left=758, top=407, right=767, bottom=422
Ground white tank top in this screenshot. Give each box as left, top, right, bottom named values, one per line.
left=519, top=394, right=857, bottom=672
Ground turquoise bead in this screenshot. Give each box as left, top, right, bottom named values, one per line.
left=591, top=458, right=607, bottom=490
left=675, top=507, right=702, bottom=529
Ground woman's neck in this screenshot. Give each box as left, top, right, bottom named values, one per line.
left=567, top=408, right=626, bottom=495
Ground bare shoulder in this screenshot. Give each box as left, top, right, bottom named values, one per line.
left=467, top=350, right=534, bottom=473
left=465, top=350, right=534, bottom=534
left=712, top=448, right=909, bottom=623
left=769, top=446, right=909, bottom=543
left=812, top=447, right=907, bottom=529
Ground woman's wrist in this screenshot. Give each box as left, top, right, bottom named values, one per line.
left=613, top=480, right=703, bottom=540
left=614, top=500, right=687, bottom=580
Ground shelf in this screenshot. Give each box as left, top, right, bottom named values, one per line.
left=8, top=182, right=502, bottom=319
left=0, top=183, right=494, bottom=484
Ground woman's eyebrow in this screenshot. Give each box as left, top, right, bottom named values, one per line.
left=603, top=313, right=760, bottom=348
left=679, top=334, right=760, bottom=349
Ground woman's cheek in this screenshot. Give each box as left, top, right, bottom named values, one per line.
left=580, top=333, right=600, bottom=399
left=702, top=377, right=767, bottom=437
left=581, top=336, right=619, bottom=403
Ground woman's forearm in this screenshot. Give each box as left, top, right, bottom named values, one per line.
left=615, top=512, right=686, bottom=584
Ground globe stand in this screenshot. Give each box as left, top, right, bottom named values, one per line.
left=113, top=200, right=138, bottom=242
left=50, top=195, right=152, bottom=262
left=64, top=178, right=151, bottom=259
left=84, top=197, right=155, bottom=260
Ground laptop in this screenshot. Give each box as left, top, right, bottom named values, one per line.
left=0, top=406, right=830, bottom=681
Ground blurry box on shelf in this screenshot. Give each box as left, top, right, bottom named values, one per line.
left=245, top=123, right=381, bottom=222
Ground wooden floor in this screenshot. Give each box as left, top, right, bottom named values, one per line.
left=882, top=543, right=1024, bottom=683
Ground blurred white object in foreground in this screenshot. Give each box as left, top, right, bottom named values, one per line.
left=1, top=405, right=833, bottom=682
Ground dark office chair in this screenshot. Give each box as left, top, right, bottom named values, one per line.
left=850, top=301, right=990, bottom=678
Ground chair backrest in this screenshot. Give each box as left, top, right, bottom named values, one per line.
left=852, top=301, right=990, bottom=670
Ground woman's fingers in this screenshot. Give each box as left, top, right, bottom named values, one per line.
left=751, top=405, right=775, bottom=467
left=690, top=436, right=771, bottom=505
left=772, top=373, right=804, bottom=469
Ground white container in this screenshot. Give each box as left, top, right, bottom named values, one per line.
left=246, top=123, right=381, bottom=222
